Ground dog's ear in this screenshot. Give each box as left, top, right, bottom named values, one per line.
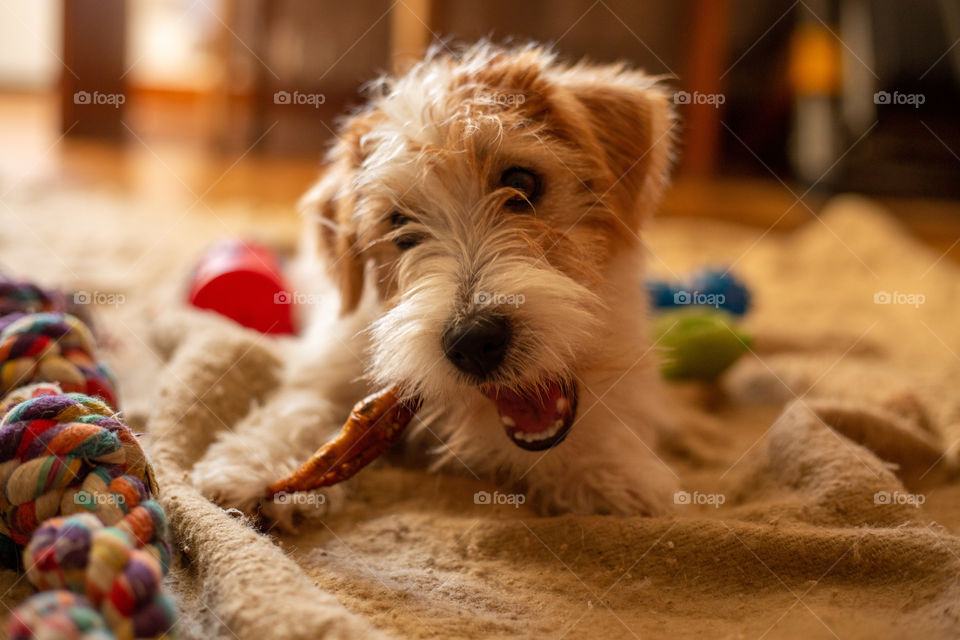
left=299, top=133, right=367, bottom=315
left=554, top=68, right=676, bottom=233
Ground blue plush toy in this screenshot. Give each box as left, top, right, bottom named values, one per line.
left=646, top=267, right=753, bottom=381
left=647, top=267, right=751, bottom=316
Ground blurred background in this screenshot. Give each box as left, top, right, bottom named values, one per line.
left=0, top=0, right=959, bottom=256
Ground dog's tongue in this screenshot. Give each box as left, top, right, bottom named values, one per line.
left=484, top=380, right=577, bottom=451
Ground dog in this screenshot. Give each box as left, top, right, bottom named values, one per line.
left=192, top=42, right=679, bottom=527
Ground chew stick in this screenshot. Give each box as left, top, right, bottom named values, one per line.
left=266, top=384, right=421, bottom=498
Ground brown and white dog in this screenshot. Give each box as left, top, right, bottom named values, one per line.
left=192, top=42, right=679, bottom=527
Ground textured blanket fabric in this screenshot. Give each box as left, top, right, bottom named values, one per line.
left=2, top=189, right=960, bottom=639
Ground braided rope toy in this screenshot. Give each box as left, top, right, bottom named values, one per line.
left=24, top=513, right=173, bottom=640
left=0, top=277, right=65, bottom=319
left=5, top=591, right=113, bottom=640
left=0, top=392, right=153, bottom=547
left=0, top=277, right=176, bottom=639
left=0, top=313, right=117, bottom=408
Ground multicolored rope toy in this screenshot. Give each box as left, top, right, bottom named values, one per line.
left=0, top=274, right=176, bottom=639
left=5, top=591, right=113, bottom=640
left=24, top=513, right=173, bottom=640
left=0, top=277, right=65, bottom=319
left=0, top=391, right=154, bottom=547
left=0, top=312, right=117, bottom=408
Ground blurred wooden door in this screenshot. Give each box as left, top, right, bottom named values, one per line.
left=61, top=0, right=127, bottom=138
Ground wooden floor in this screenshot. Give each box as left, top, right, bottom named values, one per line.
left=1, top=91, right=959, bottom=262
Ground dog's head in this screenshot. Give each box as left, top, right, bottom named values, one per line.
left=303, top=43, right=674, bottom=451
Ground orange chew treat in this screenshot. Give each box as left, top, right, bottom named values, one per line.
left=266, top=384, right=421, bottom=498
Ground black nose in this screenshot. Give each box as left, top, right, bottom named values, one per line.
left=442, top=313, right=511, bottom=379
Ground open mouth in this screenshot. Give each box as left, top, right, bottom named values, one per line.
left=483, top=380, right=578, bottom=451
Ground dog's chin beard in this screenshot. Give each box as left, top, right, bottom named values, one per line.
left=398, top=367, right=580, bottom=452
left=481, top=378, right=578, bottom=451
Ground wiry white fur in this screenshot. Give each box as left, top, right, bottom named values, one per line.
left=401, top=247, right=678, bottom=516
left=192, top=42, right=679, bottom=526
left=368, top=192, right=602, bottom=405
left=190, top=304, right=371, bottom=530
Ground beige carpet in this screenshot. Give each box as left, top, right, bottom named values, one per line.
left=2, top=180, right=960, bottom=639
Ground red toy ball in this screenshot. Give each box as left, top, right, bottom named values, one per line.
left=187, top=240, right=296, bottom=335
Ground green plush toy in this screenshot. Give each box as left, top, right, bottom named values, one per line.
left=653, top=309, right=751, bottom=381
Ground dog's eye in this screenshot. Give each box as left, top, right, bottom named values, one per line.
left=388, top=211, right=421, bottom=250
left=393, top=235, right=421, bottom=250
left=500, top=167, right=541, bottom=207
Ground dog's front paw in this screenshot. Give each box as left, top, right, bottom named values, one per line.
left=258, top=486, right=344, bottom=533
left=192, top=449, right=344, bottom=533
left=192, top=453, right=268, bottom=513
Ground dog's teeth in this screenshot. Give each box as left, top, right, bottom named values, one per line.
left=556, top=398, right=567, bottom=413
left=501, top=415, right=516, bottom=428
left=512, top=420, right=565, bottom=444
